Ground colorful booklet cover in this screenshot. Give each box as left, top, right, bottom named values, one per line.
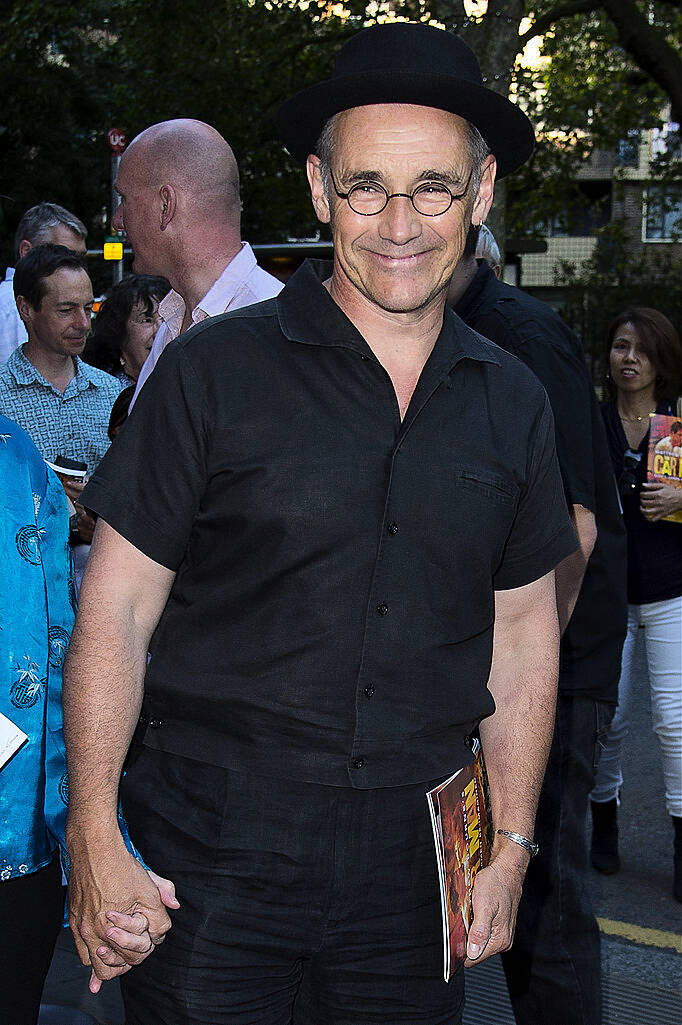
left=426, top=737, right=493, bottom=982
left=647, top=414, right=682, bottom=523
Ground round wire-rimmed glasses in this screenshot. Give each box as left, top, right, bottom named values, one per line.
left=328, top=169, right=473, bottom=216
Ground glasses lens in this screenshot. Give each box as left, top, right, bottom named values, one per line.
left=347, top=183, right=388, bottom=215
left=412, top=183, right=454, bottom=216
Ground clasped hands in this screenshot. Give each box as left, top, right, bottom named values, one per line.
left=67, top=842, right=179, bottom=994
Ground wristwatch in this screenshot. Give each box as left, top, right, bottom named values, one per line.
left=497, top=829, right=540, bottom=858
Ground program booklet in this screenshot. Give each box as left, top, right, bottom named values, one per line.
left=0, top=710, right=28, bottom=770
left=647, top=414, right=682, bottom=524
left=426, top=737, right=493, bottom=982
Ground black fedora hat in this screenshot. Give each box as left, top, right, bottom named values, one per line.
left=275, top=22, right=534, bottom=179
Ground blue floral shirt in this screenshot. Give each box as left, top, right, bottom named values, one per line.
left=0, top=346, right=123, bottom=475
left=0, top=414, right=75, bottom=880
left=0, top=415, right=144, bottom=889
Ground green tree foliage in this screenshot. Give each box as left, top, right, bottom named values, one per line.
left=1, top=0, right=680, bottom=272
left=0, top=0, right=120, bottom=263
left=105, top=0, right=370, bottom=243
left=507, top=0, right=682, bottom=238
left=554, top=221, right=682, bottom=375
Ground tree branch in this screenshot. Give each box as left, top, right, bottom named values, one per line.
left=601, top=0, right=682, bottom=124
left=519, top=0, right=598, bottom=44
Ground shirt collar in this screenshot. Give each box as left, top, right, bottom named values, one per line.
left=158, top=243, right=258, bottom=329
left=452, top=260, right=497, bottom=324
left=8, top=345, right=103, bottom=393
left=277, top=259, right=501, bottom=372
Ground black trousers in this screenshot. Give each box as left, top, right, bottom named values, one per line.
left=0, top=851, right=64, bottom=1025
left=501, top=694, right=614, bottom=1025
left=120, top=747, right=463, bottom=1025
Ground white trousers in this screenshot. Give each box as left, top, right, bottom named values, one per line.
left=591, top=595, right=682, bottom=817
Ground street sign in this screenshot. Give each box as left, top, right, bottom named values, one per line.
left=103, top=235, right=124, bottom=261
left=107, top=128, right=127, bottom=154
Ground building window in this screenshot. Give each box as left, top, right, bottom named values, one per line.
left=644, top=185, right=682, bottom=241
left=617, top=129, right=640, bottom=167
left=545, top=182, right=612, bottom=238
left=651, top=122, right=681, bottom=160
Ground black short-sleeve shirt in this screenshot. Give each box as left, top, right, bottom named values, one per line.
left=454, top=261, right=627, bottom=701
left=83, top=261, right=576, bottom=788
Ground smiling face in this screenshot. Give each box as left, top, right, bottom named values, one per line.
left=19, top=266, right=94, bottom=359
left=609, top=321, right=658, bottom=402
left=121, top=297, right=162, bottom=382
left=307, top=104, right=494, bottom=321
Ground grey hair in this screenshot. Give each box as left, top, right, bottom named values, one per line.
left=315, top=114, right=340, bottom=200
left=475, top=223, right=501, bottom=266
left=14, top=202, right=87, bottom=261
left=465, top=122, right=491, bottom=193
left=314, top=112, right=490, bottom=199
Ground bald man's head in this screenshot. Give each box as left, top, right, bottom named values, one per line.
left=112, top=118, right=242, bottom=275
left=126, top=119, right=240, bottom=210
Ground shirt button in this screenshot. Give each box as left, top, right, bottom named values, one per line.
left=376, top=602, right=389, bottom=616
left=353, top=758, right=365, bottom=769
left=149, top=719, right=163, bottom=729
left=364, top=685, right=375, bottom=698
left=387, top=522, right=399, bottom=535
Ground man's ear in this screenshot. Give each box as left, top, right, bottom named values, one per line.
left=471, top=154, right=497, bottom=227
left=15, top=295, right=34, bottom=327
left=17, top=239, right=33, bottom=260
left=159, top=185, right=177, bottom=231
left=307, top=155, right=331, bottom=225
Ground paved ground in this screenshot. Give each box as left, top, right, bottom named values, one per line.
left=40, top=630, right=681, bottom=1023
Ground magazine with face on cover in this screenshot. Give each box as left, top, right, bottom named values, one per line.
left=426, top=736, right=493, bottom=982
left=648, top=413, right=682, bottom=524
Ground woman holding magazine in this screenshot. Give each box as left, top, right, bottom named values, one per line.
left=590, top=307, right=682, bottom=903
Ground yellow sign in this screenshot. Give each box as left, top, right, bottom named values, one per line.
left=103, top=240, right=123, bottom=261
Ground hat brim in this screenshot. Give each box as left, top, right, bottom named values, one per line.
left=275, top=70, right=534, bottom=179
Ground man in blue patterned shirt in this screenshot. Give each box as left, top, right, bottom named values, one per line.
left=0, top=245, right=122, bottom=552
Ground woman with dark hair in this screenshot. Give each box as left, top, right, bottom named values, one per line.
left=590, top=307, right=682, bottom=902
left=85, top=274, right=168, bottom=385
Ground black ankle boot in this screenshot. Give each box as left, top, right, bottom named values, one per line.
left=590, top=798, right=620, bottom=874
left=673, top=816, right=682, bottom=903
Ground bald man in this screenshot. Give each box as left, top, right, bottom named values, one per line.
left=111, top=119, right=282, bottom=406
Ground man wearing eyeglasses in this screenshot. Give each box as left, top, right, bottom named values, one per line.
left=63, top=23, right=577, bottom=1025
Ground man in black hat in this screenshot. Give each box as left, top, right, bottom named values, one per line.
left=63, top=23, right=575, bottom=1025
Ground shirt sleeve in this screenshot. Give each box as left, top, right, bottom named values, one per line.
left=81, top=341, right=210, bottom=570
left=493, top=391, right=578, bottom=591
left=475, top=310, right=597, bottom=514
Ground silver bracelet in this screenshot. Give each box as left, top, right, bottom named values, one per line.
left=497, top=829, right=539, bottom=858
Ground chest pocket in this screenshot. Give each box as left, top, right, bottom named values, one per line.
left=452, top=466, right=519, bottom=575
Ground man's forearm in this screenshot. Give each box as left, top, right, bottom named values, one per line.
left=481, top=572, right=560, bottom=850
left=464, top=572, right=560, bottom=964
left=555, top=503, right=596, bottom=634
left=63, top=521, right=174, bottom=847
left=62, top=603, right=146, bottom=843
left=62, top=522, right=177, bottom=982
